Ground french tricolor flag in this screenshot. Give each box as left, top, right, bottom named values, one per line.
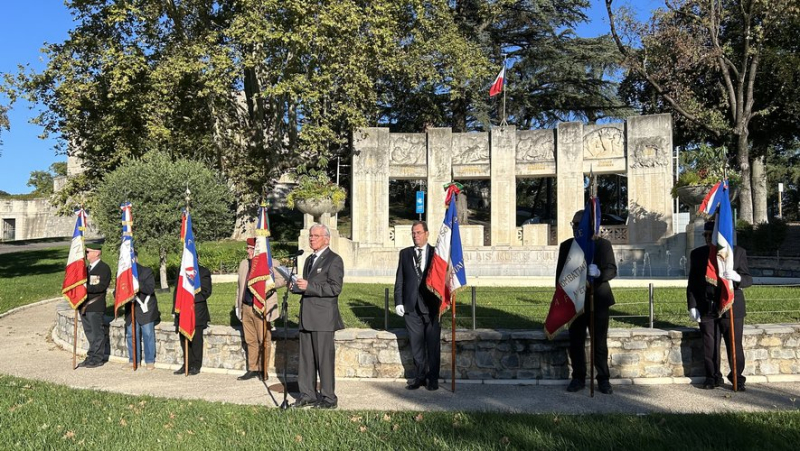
left=489, top=66, right=505, bottom=97
left=425, top=183, right=468, bottom=318
left=247, top=203, right=276, bottom=315
left=62, top=209, right=88, bottom=309
left=699, top=180, right=735, bottom=314
left=175, top=210, right=201, bottom=340
left=114, top=202, right=139, bottom=316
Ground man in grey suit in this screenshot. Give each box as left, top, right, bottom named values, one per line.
left=292, top=224, right=345, bottom=409
left=394, top=221, right=440, bottom=391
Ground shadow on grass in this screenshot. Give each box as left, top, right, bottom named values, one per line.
left=0, top=248, right=67, bottom=278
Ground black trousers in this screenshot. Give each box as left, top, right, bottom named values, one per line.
left=298, top=330, right=336, bottom=403
left=699, top=316, right=722, bottom=380
left=179, top=326, right=205, bottom=370
left=568, top=310, right=610, bottom=382
left=81, top=311, right=106, bottom=364
left=404, top=308, right=441, bottom=383
left=718, top=316, right=746, bottom=384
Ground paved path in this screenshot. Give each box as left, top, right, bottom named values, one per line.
left=2, top=300, right=800, bottom=413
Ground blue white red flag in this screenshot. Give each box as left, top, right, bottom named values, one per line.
left=175, top=210, right=201, bottom=340
left=425, top=183, right=468, bottom=318
left=544, top=196, right=600, bottom=339
left=699, top=180, right=735, bottom=315
left=247, top=202, right=276, bottom=315
left=114, top=202, right=139, bottom=316
left=62, top=208, right=88, bottom=309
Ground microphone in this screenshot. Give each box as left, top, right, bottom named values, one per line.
left=292, top=249, right=305, bottom=259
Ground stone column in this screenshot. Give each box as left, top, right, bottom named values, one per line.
left=351, top=128, right=390, bottom=246
left=426, top=128, right=453, bottom=242
left=626, top=114, right=674, bottom=243
left=556, top=122, right=585, bottom=243
left=490, top=126, right=517, bottom=245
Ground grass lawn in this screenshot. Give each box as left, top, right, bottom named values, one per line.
left=2, top=247, right=798, bottom=331
left=0, top=374, right=798, bottom=450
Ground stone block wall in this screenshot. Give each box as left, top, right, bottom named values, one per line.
left=55, top=302, right=800, bottom=380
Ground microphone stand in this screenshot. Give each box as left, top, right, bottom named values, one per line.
left=279, top=256, right=299, bottom=410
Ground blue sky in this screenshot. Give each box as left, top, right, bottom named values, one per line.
left=0, top=0, right=655, bottom=194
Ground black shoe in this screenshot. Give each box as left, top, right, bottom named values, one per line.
left=566, top=379, right=585, bottom=392
left=406, top=379, right=425, bottom=390
left=292, top=398, right=318, bottom=408
left=702, top=378, right=715, bottom=390
left=315, top=399, right=338, bottom=409
left=237, top=370, right=260, bottom=381
left=84, top=361, right=103, bottom=369
left=173, top=366, right=186, bottom=375
left=187, top=367, right=200, bottom=376
left=426, top=380, right=439, bottom=391
left=714, top=377, right=724, bottom=387
left=76, top=360, right=89, bottom=368
left=598, top=381, right=613, bottom=395
left=736, top=384, right=746, bottom=392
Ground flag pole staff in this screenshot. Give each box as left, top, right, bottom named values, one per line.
left=722, top=156, right=738, bottom=392
left=73, top=205, right=83, bottom=370
left=501, top=54, right=508, bottom=127
left=589, top=171, right=598, bottom=398
left=260, top=193, right=270, bottom=382
left=450, top=175, right=457, bottom=393
left=129, top=203, right=138, bottom=372
left=183, top=185, right=191, bottom=377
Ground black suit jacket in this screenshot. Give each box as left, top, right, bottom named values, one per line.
left=85, top=260, right=112, bottom=313
left=172, top=265, right=212, bottom=328
left=393, top=244, right=439, bottom=316
left=299, top=248, right=345, bottom=332
left=124, top=264, right=161, bottom=326
left=687, top=245, right=751, bottom=319
left=555, top=237, right=617, bottom=312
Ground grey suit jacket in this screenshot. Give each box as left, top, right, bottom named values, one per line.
left=299, top=247, right=345, bottom=332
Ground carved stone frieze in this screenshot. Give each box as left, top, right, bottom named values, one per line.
left=516, top=131, right=554, bottom=162
left=453, top=134, right=489, bottom=164
left=631, top=137, right=667, bottom=168
left=583, top=126, right=624, bottom=158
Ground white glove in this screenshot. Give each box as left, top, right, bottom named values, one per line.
left=395, top=305, right=405, bottom=317
left=723, top=270, right=741, bottom=282
left=588, top=264, right=600, bottom=278
left=235, top=307, right=241, bottom=321
left=689, top=308, right=701, bottom=322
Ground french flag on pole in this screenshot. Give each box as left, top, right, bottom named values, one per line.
left=425, top=183, right=468, bottom=318
left=247, top=202, right=277, bottom=315
left=114, top=202, right=139, bottom=316
left=175, top=210, right=201, bottom=340
left=62, top=208, right=88, bottom=309
left=544, top=197, right=600, bottom=339
left=699, top=180, right=735, bottom=315
left=489, top=66, right=505, bottom=97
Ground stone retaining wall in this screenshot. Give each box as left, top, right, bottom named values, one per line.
left=55, top=302, right=800, bottom=379
left=749, top=257, right=800, bottom=278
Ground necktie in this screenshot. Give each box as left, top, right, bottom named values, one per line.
left=415, top=248, right=423, bottom=275
left=305, top=253, right=316, bottom=278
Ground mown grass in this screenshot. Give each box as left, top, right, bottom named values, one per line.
left=0, top=374, right=798, bottom=450
left=2, top=247, right=798, bottom=331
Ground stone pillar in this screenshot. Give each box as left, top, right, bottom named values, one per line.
left=556, top=122, right=585, bottom=243
left=626, top=114, right=674, bottom=243
left=352, top=128, right=390, bottom=246
left=426, top=128, right=453, bottom=241
left=490, top=126, right=517, bottom=245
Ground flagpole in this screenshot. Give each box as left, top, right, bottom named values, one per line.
left=589, top=172, right=598, bottom=398
left=722, top=162, right=739, bottom=392
left=501, top=55, right=508, bottom=128
left=183, top=187, right=191, bottom=376
left=73, top=207, right=83, bottom=370
left=451, top=293, right=456, bottom=393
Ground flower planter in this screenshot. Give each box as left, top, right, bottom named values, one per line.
left=295, top=198, right=345, bottom=222
left=676, top=185, right=738, bottom=206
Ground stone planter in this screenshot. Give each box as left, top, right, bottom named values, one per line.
left=676, top=184, right=738, bottom=206
left=295, top=197, right=345, bottom=223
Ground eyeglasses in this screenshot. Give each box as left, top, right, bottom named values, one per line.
left=411, top=231, right=427, bottom=236
left=309, top=234, right=326, bottom=238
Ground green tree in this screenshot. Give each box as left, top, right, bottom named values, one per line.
left=93, top=152, right=234, bottom=289
left=26, top=162, right=68, bottom=196
left=605, top=0, right=800, bottom=224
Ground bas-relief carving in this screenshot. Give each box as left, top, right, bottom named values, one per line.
left=583, top=126, right=624, bottom=159
left=631, top=137, right=668, bottom=168
left=516, top=131, right=554, bottom=163
left=389, top=134, right=426, bottom=165
left=354, top=147, right=388, bottom=176
left=452, top=135, right=489, bottom=165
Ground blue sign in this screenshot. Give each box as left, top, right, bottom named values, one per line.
left=415, top=191, right=425, bottom=214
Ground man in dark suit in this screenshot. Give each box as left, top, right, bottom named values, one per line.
left=292, top=224, right=345, bottom=409
left=394, top=221, right=440, bottom=391
left=78, top=244, right=111, bottom=368
left=561, top=210, right=617, bottom=395
left=172, top=265, right=212, bottom=376
left=124, top=259, right=160, bottom=370
left=687, top=220, right=752, bottom=390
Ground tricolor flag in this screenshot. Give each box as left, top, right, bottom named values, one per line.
left=425, top=183, right=468, bottom=318
left=62, top=208, right=88, bottom=309
left=699, top=180, right=735, bottom=315
left=114, top=202, right=139, bottom=316
left=247, top=202, right=276, bottom=315
left=489, top=66, right=505, bottom=97
left=175, top=210, right=201, bottom=340
left=544, top=197, right=600, bottom=339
